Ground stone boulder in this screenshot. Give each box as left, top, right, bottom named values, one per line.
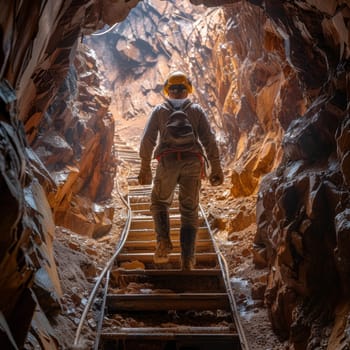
left=33, top=46, right=116, bottom=236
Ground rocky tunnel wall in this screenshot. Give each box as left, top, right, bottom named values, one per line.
left=0, top=0, right=350, bottom=349
left=0, top=0, right=139, bottom=347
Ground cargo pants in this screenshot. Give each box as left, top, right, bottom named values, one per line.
left=150, top=152, right=202, bottom=229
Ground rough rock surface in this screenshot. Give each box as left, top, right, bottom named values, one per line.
left=0, top=0, right=350, bottom=349
left=32, top=45, right=116, bottom=238
left=0, top=0, right=137, bottom=348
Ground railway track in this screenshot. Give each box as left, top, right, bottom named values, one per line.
left=74, top=135, right=250, bottom=350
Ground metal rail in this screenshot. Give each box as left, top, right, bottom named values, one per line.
left=200, top=204, right=250, bottom=350
left=73, top=153, right=132, bottom=347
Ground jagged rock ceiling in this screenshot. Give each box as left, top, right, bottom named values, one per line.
left=0, top=0, right=349, bottom=349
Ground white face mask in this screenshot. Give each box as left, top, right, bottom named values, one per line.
left=168, top=98, right=188, bottom=108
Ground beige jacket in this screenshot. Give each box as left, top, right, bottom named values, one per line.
left=139, top=99, right=220, bottom=165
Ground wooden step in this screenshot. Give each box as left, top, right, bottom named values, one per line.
left=131, top=207, right=179, bottom=216
left=127, top=227, right=210, bottom=240
left=100, top=329, right=241, bottom=350
left=116, top=153, right=139, bottom=158
left=106, top=293, right=230, bottom=312
left=116, top=252, right=218, bottom=265
left=122, top=239, right=214, bottom=253
left=128, top=186, right=153, bottom=193
left=115, top=145, right=135, bottom=151
left=129, top=201, right=179, bottom=210
left=116, top=152, right=138, bottom=157
left=128, top=190, right=153, bottom=197
left=116, top=151, right=139, bottom=156
left=128, top=196, right=152, bottom=203
left=110, top=269, right=226, bottom=292
left=130, top=217, right=205, bottom=230
left=101, top=326, right=235, bottom=335
left=121, top=159, right=140, bottom=164
left=130, top=203, right=182, bottom=211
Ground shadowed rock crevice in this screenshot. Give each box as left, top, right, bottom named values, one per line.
left=0, top=0, right=349, bottom=349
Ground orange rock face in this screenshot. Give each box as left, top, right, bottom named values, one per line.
left=31, top=46, right=116, bottom=238
left=0, top=0, right=350, bottom=349
left=0, top=1, right=136, bottom=347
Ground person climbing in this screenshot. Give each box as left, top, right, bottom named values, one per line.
left=138, top=70, right=224, bottom=270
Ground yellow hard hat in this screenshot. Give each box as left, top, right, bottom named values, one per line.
left=163, top=71, right=193, bottom=96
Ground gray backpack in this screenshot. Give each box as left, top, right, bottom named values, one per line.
left=164, top=101, right=196, bottom=147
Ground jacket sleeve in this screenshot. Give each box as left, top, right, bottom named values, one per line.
left=139, top=108, right=159, bottom=162
left=196, top=106, right=221, bottom=162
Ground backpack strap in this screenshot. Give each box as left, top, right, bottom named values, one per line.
left=181, top=100, right=192, bottom=111
left=164, top=100, right=173, bottom=111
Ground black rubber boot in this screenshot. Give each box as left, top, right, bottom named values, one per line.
left=180, top=225, right=197, bottom=270
left=153, top=211, right=173, bottom=263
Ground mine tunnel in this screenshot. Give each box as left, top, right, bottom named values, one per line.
left=0, top=0, right=350, bottom=349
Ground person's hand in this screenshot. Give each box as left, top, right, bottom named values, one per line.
left=209, top=159, right=224, bottom=186
left=138, top=160, right=152, bottom=185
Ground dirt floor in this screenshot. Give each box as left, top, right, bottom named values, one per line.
left=52, top=115, right=289, bottom=349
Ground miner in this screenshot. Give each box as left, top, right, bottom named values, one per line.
left=138, top=70, right=223, bottom=270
